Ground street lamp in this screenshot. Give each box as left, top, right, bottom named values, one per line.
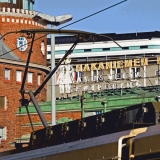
left=33, top=13, right=73, bottom=125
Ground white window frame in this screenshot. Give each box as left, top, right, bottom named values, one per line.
left=76, top=71, right=83, bottom=83
left=27, top=72, right=33, bottom=84
left=16, top=70, right=22, bottom=82
left=91, top=70, right=98, bottom=82
left=4, top=68, right=10, bottom=80
left=92, top=70, right=104, bottom=82
left=112, top=83, right=117, bottom=89
left=130, top=67, right=140, bottom=78
left=112, top=68, right=121, bottom=80
left=37, top=74, right=41, bottom=85
left=16, top=37, right=27, bottom=51
left=0, top=127, right=6, bottom=140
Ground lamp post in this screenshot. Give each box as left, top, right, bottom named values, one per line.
left=33, top=13, right=72, bottom=125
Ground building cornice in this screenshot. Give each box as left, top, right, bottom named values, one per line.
left=0, top=58, right=50, bottom=73
left=0, top=8, right=46, bottom=27
left=0, top=7, right=36, bottom=18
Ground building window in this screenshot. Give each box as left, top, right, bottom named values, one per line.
left=140, top=45, right=148, bottom=49
left=122, top=47, right=129, bottom=50
left=4, top=69, right=10, bottom=80
left=91, top=70, right=98, bottom=81
left=27, top=72, right=33, bottom=84
left=8, top=0, right=16, bottom=4
left=130, top=67, right=140, bottom=78
left=84, top=49, right=91, bottom=52
left=0, top=127, right=6, bottom=140
left=16, top=70, right=22, bottom=82
left=0, top=0, right=5, bottom=2
left=16, top=37, right=28, bottom=51
left=112, top=69, right=121, bottom=80
left=0, top=96, right=6, bottom=109
left=103, top=48, right=110, bottom=51
left=23, top=0, right=33, bottom=10
left=76, top=71, right=83, bottom=83
left=98, top=70, right=104, bottom=82
left=155, top=70, right=160, bottom=76
left=37, top=74, right=41, bottom=85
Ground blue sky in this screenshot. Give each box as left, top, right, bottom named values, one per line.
left=34, top=0, right=160, bottom=34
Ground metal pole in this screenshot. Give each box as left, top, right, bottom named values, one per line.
left=51, top=24, right=56, bottom=125
left=32, top=40, right=78, bottom=97
left=29, top=91, right=48, bottom=128
left=25, top=104, right=35, bottom=132
left=81, top=91, right=84, bottom=118
left=158, top=64, right=159, bottom=84
left=20, top=33, right=35, bottom=98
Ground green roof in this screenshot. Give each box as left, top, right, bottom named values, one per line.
left=16, top=86, right=159, bottom=115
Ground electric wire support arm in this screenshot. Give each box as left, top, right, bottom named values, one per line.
left=0, top=29, right=122, bottom=130
left=28, top=39, right=79, bottom=128
left=17, top=29, right=95, bottom=129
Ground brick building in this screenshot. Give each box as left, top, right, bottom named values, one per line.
left=0, top=0, right=160, bottom=153
left=0, top=0, right=49, bottom=151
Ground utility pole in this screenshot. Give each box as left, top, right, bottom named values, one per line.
left=32, top=13, right=72, bottom=125
left=81, top=91, right=84, bottom=118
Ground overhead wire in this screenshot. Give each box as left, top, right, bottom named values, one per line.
left=0, top=0, right=127, bottom=57
left=59, top=0, right=127, bottom=30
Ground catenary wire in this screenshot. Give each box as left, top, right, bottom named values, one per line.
left=0, top=0, right=127, bottom=57
left=59, top=0, right=127, bottom=30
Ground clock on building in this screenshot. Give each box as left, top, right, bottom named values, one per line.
left=16, top=37, right=28, bottom=51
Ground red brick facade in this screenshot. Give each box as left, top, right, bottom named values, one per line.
left=0, top=10, right=49, bottom=151
left=17, top=112, right=81, bottom=137
left=0, top=16, right=47, bottom=65
left=0, top=8, right=81, bottom=152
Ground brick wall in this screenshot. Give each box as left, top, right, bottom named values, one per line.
left=0, top=12, right=48, bottom=151
left=0, top=64, right=47, bottom=150
left=16, top=111, right=81, bottom=138
left=0, top=15, right=47, bottom=65
left=0, top=10, right=81, bottom=152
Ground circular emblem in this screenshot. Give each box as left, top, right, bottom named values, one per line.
left=16, top=37, right=28, bottom=51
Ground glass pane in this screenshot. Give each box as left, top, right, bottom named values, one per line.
left=16, top=71, right=22, bottom=82
left=28, top=72, right=32, bottom=83
left=38, top=75, right=40, bottom=85
left=5, top=69, right=10, bottom=80
left=0, top=127, right=6, bottom=140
